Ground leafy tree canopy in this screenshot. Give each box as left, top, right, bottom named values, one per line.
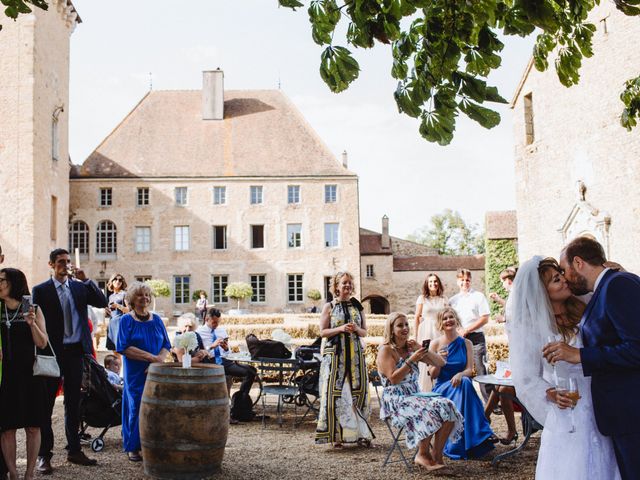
left=407, top=208, right=485, bottom=255
left=0, top=0, right=47, bottom=31
left=279, top=0, right=640, bottom=144
left=147, top=279, right=171, bottom=298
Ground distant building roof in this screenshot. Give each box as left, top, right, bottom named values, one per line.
left=359, top=228, right=437, bottom=256
left=485, top=210, right=518, bottom=240
left=71, top=89, right=353, bottom=179
left=393, top=255, right=485, bottom=272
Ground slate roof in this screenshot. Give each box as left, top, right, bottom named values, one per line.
left=393, top=255, right=485, bottom=272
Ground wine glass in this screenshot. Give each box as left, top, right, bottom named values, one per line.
left=482, top=354, right=491, bottom=375
left=556, top=377, right=580, bottom=433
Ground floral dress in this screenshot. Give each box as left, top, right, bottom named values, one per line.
left=379, top=356, right=463, bottom=450
left=315, top=299, right=374, bottom=445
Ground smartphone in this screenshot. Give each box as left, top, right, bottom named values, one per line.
left=21, top=295, right=32, bottom=314
left=422, top=339, right=431, bottom=350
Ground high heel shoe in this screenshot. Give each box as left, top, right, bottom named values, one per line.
left=499, top=432, right=519, bottom=445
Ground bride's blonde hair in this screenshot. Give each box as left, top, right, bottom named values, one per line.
left=538, top=257, right=585, bottom=342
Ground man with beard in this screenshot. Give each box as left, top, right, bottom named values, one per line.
left=544, top=236, right=640, bottom=480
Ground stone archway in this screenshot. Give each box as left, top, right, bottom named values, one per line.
left=362, top=295, right=390, bottom=315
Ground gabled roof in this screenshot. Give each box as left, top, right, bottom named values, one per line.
left=359, top=228, right=438, bottom=256
left=72, top=89, right=354, bottom=178
left=393, top=255, right=485, bottom=272
left=510, top=57, right=534, bottom=108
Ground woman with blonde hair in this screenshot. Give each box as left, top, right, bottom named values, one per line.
left=315, top=271, right=374, bottom=447
left=430, top=307, right=495, bottom=459
left=414, top=273, right=447, bottom=390
left=377, top=312, right=463, bottom=470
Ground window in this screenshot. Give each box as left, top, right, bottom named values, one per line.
left=52, top=116, right=59, bottom=161
left=135, top=227, right=151, bottom=253
left=287, top=185, right=300, bottom=204
left=174, top=226, right=190, bottom=251
left=250, top=275, right=266, bottom=303
left=100, top=188, right=112, bottom=207
left=287, top=274, right=303, bottom=303
left=366, top=264, right=375, bottom=278
left=135, top=276, right=152, bottom=283
left=324, top=276, right=334, bottom=302
left=50, top=196, right=57, bottom=241
left=251, top=225, right=264, bottom=249
left=213, top=225, right=227, bottom=250
left=524, top=93, right=534, bottom=145
left=287, top=224, right=302, bottom=248
left=96, top=220, right=117, bottom=254
left=324, top=184, right=337, bottom=203
left=68, top=221, right=89, bottom=254
left=213, top=186, right=226, bottom=205
left=175, top=187, right=188, bottom=206
left=324, top=223, right=339, bottom=247
left=250, top=186, right=263, bottom=204
left=211, top=275, right=229, bottom=303
left=137, top=187, right=149, bottom=206
left=174, top=275, right=190, bottom=304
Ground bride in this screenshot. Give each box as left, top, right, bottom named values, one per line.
left=506, top=256, right=620, bottom=479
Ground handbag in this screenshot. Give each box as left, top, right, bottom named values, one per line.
left=33, top=340, right=61, bottom=378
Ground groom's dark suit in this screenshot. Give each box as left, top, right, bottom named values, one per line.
left=32, top=277, right=107, bottom=459
left=580, top=269, right=640, bottom=480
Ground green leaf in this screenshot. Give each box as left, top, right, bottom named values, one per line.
left=394, top=82, right=422, bottom=118
left=459, top=99, right=501, bottom=128
left=420, top=111, right=456, bottom=146
left=279, top=0, right=304, bottom=9
left=319, top=46, right=360, bottom=93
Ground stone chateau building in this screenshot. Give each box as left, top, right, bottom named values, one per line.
left=511, top=2, right=640, bottom=270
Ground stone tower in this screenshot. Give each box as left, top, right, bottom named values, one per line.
left=0, top=1, right=80, bottom=284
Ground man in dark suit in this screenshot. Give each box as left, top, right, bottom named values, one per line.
left=546, top=237, right=640, bottom=480
left=32, top=248, right=107, bottom=474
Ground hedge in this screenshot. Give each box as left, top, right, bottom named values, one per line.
left=485, top=238, right=518, bottom=316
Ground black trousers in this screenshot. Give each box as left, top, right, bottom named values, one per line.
left=39, top=343, right=84, bottom=458
left=222, top=358, right=256, bottom=396
left=612, top=432, right=640, bottom=480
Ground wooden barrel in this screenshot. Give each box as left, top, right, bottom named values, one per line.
left=140, top=363, right=229, bottom=479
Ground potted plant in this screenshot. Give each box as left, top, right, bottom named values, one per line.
left=147, top=279, right=171, bottom=313
left=224, top=282, right=253, bottom=315
left=306, top=288, right=322, bottom=312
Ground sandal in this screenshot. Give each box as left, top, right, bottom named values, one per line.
left=357, top=438, right=371, bottom=448
left=488, top=434, right=501, bottom=444
left=500, top=432, right=519, bottom=445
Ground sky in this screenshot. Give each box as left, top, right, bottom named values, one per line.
left=69, top=1, right=534, bottom=239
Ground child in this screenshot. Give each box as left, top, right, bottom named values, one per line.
left=104, top=354, right=123, bottom=391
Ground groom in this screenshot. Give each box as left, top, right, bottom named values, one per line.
left=545, top=236, right=640, bottom=480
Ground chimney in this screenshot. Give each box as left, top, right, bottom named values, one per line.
left=381, top=215, right=390, bottom=249
left=341, top=150, right=348, bottom=168
left=202, top=69, right=224, bottom=120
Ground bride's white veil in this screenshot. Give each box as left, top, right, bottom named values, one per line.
left=505, top=255, right=558, bottom=426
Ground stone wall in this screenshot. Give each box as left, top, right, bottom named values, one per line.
left=69, top=176, right=361, bottom=314
left=512, top=3, right=640, bottom=270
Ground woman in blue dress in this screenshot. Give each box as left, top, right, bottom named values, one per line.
left=116, top=281, right=170, bottom=462
left=377, top=312, right=463, bottom=471
left=430, top=307, right=495, bottom=459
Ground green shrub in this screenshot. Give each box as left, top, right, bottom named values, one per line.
left=485, top=238, right=518, bottom=316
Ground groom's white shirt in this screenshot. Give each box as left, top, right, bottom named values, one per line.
left=577, top=267, right=610, bottom=327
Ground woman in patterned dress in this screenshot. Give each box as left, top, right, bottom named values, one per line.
left=377, top=312, right=463, bottom=471
left=315, top=272, right=374, bottom=447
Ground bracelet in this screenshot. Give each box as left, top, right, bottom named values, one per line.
left=405, top=358, right=414, bottom=367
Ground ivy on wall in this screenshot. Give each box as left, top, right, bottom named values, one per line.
left=485, top=239, right=518, bottom=316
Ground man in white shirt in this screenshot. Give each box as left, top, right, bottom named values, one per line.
left=449, top=268, right=491, bottom=402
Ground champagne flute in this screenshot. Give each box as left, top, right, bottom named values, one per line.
left=546, top=334, right=562, bottom=384
left=556, top=377, right=579, bottom=433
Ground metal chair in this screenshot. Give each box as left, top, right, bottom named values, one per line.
left=382, top=418, right=414, bottom=471
left=257, top=358, right=299, bottom=427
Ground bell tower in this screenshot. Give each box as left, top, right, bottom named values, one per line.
left=0, top=1, right=80, bottom=284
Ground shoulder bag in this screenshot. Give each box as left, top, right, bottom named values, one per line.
left=33, top=340, right=60, bottom=378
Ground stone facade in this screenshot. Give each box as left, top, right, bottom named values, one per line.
left=69, top=82, right=360, bottom=315
left=360, top=218, right=485, bottom=314
left=0, top=1, right=79, bottom=283
left=512, top=3, right=640, bottom=269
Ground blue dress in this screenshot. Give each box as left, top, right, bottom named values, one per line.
left=432, top=336, right=494, bottom=459
left=117, top=313, right=171, bottom=452
left=379, top=357, right=463, bottom=450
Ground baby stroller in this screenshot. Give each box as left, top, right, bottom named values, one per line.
left=79, top=355, right=122, bottom=452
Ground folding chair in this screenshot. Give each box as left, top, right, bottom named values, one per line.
left=382, top=418, right=414, bottom=471
left=257, top=358, right=299, bottom=428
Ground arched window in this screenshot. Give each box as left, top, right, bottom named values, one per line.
left=96, top=220, right=117, bottom=254
left=68, top=221, right=89, bottom=254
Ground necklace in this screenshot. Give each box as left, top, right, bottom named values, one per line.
left=3, top=302, right=21, bottom=328
left=135, top=311, right=150, bottom=321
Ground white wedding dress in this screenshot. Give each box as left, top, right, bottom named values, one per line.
left=506, top=257, right=620, bottom=480
left=535, top=335, right=620, bottom=479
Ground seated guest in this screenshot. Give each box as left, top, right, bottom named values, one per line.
left=377, top=312, right=463, bottom=471
left=172, top=315, right=210, bottom=364
left=103, top=354, right=123, bottom=391
left=429, top=307, right=495, bottom=459
left=196, top=308, right=257, bottom=402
